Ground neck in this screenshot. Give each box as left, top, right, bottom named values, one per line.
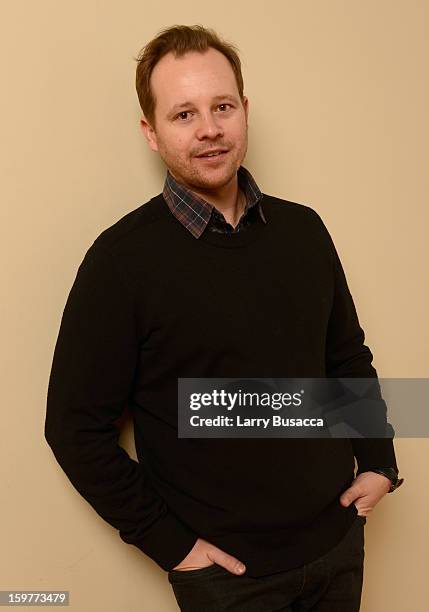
left=200, top=183, right=245, bottom=228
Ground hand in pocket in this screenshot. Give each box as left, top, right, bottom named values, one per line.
left=172, top=537, right=246, bottom=575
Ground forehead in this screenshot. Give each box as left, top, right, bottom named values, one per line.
left=150, top=48, right=239, bottom=111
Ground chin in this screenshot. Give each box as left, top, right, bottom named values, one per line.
left=196, top=162, right=238, bottom=181
left=194, top=172, right=235, bottom=190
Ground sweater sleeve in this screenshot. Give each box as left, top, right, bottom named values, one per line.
left=309, top=209, right=399, bottom=474
left=44, top=243, right=198, bottom=571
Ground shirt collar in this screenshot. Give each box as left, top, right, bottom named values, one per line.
left=162, top=165, right=266, bottom=238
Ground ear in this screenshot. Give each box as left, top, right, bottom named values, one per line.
left=242, top=96, right=249, bottom=127
left=140, top=116, right=159, bottom=152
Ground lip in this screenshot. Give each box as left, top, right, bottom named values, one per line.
left=195, top=150, right=229, bottom=162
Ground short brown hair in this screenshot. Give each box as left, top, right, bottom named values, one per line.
left=134, top=24, right=244, bottom=129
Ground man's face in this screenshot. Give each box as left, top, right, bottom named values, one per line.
left=140, top=47, right=249, bottom=194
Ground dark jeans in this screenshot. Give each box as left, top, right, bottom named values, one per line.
left=168, top=515, right=366, bottom=612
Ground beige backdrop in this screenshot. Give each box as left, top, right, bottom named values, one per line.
left=1, top=1, right=428, bottom=610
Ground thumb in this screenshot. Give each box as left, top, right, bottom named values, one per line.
left=210, top=550, right=246, bottom=575
left=340, top=485, right=360, bottom=508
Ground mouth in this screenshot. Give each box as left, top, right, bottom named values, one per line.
left=195, top=149, right=229, bottom=162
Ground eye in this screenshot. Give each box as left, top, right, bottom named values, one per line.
left=218, top=103, right=232, bottom=112
left=176, top=111, right=192, bottom=121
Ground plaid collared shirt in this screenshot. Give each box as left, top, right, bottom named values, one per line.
left=162, top=165, right=266, bottom=238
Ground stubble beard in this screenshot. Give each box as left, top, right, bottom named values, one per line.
left=161, top=131, right=248, bottom=193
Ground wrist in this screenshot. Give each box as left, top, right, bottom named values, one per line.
left=369, top=467, right=404, bottom=493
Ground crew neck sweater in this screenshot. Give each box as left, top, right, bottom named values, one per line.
left=45, top=190, right=398, bottom=577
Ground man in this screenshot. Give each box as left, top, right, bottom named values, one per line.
left=45, top=24, right=404, bottom=611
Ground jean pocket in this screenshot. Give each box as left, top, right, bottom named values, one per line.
left=168, top=563, right=224, bottom=583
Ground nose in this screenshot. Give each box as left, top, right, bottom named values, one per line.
left=195, top=111, right=224, bottom=141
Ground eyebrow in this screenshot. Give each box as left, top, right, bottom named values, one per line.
left=167, top=94, right=240, bottom=117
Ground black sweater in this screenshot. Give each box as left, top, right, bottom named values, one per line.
left=45, top=192, right=398, bottom=577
